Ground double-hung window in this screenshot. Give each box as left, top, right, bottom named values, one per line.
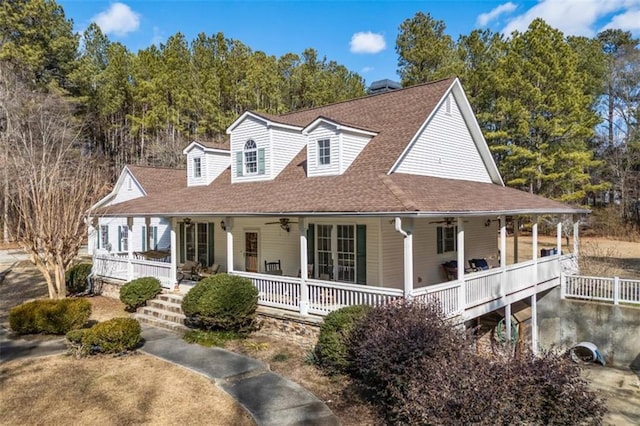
left=318, top=139, right=330, bottom=166
left=244, top=140, right=257, bottom=174
left=100, top=225, right=109, bottom=250
left=193, top=157, right=202, bottom=178
left=437, top=226, right=457, bottom=254
left=120, top=225, right=129, bottom=252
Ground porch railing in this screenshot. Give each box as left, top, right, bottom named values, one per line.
left=563, top=275, right=640, bottom=305
left=306, top=279, right=403, bottom=315
left=93, top=254, right=571, bottom=317
left=411, top=281, right=461, bottom=317
left=93, top=253, right=173, bottom=288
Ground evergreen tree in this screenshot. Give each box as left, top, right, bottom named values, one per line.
left=0, top=0, right=77, bottom=88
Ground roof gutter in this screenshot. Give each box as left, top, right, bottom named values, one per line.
left=97, top=207, right=590, bottom=218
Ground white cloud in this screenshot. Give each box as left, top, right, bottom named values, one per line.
left=350, top=32, right=386, bottom=54
left=601, top=9, right=640, bottom=32
left=476, top=2, right=517, bottom=27
left=361, top=66, right=374, bottom=73
left=93, top=3, right=140, bottom=37
left=501, top=0, right=640, bottom=37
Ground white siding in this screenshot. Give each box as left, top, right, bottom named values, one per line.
left=110, top=172, right=145, bottom=205
left=95, top=217, right=171, bottom=254
left=186, top=146, right=207, bottom=186
left=395, top=93, right=493, bottom=183
left=307, top=123, right=339, bottom=177
left=205, top=151, right=230, bottom=183
left=233, top=218, right=300, bottom=275
left=230, top=116, right=271, bottom=183
left=271, top=128, right=306, bottom=178
left=412, top=218, right=498, bottom=285
left=380, top=220, right=404, bottom=290
left=340, top=132, right=370, bottom=173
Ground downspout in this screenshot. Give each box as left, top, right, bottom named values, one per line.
left=394, top=217, right=413, bottom=299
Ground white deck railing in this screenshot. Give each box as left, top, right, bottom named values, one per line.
left=94, top=254, right=570, bottom=316
left=306, top=279, right=403, bottom=315
left=93, top=254, right=173, bottom=288
left=564, top=275, right=640, bottom=305
left=411, top=281, right=461, bottom=318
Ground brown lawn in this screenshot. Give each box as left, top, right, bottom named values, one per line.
left=0, top=355, right=254, bottom=426
left=0, top=265, right=254, bottom=426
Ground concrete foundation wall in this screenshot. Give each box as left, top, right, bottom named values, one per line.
left=538, top=287, right=640, bottom=369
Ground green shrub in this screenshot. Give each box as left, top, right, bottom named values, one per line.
left=65, top=263, right=93, bottom=295
left=182, top=273, right=258, bottom=333
left=9, top=298, right=92, bottom=335
left=313, top=305, right=372, bottom=374
left=82, top=317, right=141, bottom=354
left=119, top=277, right=161, bottom=311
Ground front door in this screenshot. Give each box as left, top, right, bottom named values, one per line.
left=245, top=232, right=258, bottom=272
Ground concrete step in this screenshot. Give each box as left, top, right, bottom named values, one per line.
left=157, top=292, right=184, bottom=304
left=139, top=306, right=186, bottom=324
left=135, top=313, right=189, bottom=334
left=147, top=299, right=184, bottom=314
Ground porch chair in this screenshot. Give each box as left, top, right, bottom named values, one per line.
left=198, top=263, right=220, bottom=279
left=264, top=260, right=283, bottom=275
left=469, top=258, right=491, bottom=271
left=297, top=264, right=314, bottom=278
left=177, top=260, right=200, bottom=283
left=441, top=260, right=458, bottom=281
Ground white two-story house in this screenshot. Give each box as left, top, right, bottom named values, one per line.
left=90, top=77, right=586, bottom=346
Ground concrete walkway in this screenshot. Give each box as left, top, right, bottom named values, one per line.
left=0, top=325, right=339, bottom=426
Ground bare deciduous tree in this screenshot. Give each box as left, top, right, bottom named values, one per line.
left=3, top=65, right=108, bottom=298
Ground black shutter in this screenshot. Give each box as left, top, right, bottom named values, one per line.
left=356, top=225, right=367, bottom=284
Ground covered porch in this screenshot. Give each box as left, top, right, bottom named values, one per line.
left=91, top=213, right=580, bottom=324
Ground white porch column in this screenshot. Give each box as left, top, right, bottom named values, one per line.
left=513, top=217, right=519, bottom=263
left=556, top=221, right=562, bottom=255
left=456, top=218, right=466, bottom=310
left=170, top=218, right=177, bottom=287
left=532, top=215, right=538, bottom=261
left=573, top=215, right=580, bottom=259
left=499, top=216, right=507, bottom=268
left=145, top=217, right=151, bottom=250
left=499, top=215, right=507, bottom=298
left=226, top=217, right=234, bottom=273
left=394, top=217, right=414, bottom=299
left=531, top=293, right=538, bottom=354
left=505, top=303, right=512, bottom=343
left=299, top=218, right=309, bottom=316
left=127, top=216, right=134, bottom=281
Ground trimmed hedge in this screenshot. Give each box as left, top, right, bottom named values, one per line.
left=79, top=317, right=141, bottom=354
left=182, top=273, right=258, bottom=333
left=119, top=277, right=161, bottom=311
left=9, top=298, right=92, bottom=335
left=313, top=305, right=372, bottom=374
left=66, top=263, right=93, bottom=295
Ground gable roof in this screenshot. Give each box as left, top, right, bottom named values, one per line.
left=99, top=79, right=587, bottom=217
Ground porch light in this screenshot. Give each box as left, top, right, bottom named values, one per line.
left=183, top=217, right=192, bottom=226
left=220, top=220, right=226, bottom=231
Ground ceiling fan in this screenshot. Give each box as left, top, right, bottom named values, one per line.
left=429, top=217, right=466, bottom=226
left=264, top=218, right=298, bottom=232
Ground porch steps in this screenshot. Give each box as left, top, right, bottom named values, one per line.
left=134, top=292, right=188, bottom=334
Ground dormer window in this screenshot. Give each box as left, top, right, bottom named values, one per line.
left=193, top=157, right=202, bottom=178
left=318, top=139, right=331, bottom=166
left=244, top=140, right=257, bottom=174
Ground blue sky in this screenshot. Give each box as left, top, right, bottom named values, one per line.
left=58, top=0, right=640, bottom=85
